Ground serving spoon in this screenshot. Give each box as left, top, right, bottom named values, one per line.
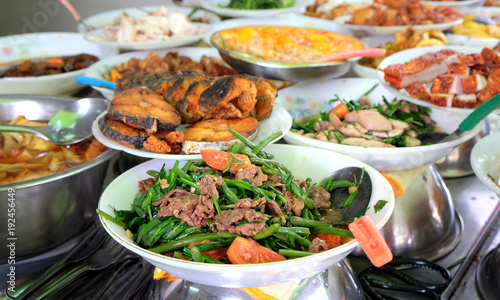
left=0, top=97, right=108, bottom=145
left=326, top=167, right=373, bottom=223
left=418, top=93, right=500, bottom=144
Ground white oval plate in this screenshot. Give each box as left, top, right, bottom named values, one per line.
left=0, top=32, right=118, bottom=95
left=421, top=0, right=482, bottom=7
left=84, top=47, right=226, bottom=100
left=203, top=15, right=355, bottom=46
left=333, top=15, right=464, bottom=36
left=84, top=22, right=212, bottom=51
left=276, top=77, right=482, bottom=171
left=471, top=131, right=500, bottom=196
left=200, top=0, right=312, bottom=18
left=77, top=6, right=221, bottom=33
left=92, top=105, right=292, bottom=160
left=98, top=143, right=395, bottom=287
left=377, top=45, right=485, bottom=113
left=446, top=34, right=499, bottom=49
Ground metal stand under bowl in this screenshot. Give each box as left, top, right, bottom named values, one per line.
left=150, top=259, right=364, bottom=300
left=352, top=165, right=462, bottom=261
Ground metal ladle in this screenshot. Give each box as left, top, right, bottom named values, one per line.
left=0, top=97, right=108, bottom=145
left=327, top=167, right=373, bottom=223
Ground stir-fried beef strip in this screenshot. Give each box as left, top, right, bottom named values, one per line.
left=138, top=178, right=156, bottom=193
left=235, top=165, right=268, bottom=186
left=198, top=175, right=223, bottom=198
left=213, top=208, right=268, bottom=235
left=234, top=198, right=266, bottom=209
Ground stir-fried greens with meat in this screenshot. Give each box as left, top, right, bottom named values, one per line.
left=291, top=87, right=438, bottom=148
left=98, top=131, right=379, bottom=264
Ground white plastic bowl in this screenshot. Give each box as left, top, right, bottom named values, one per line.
left=471, top=131, right=500, bottom=196
left=0, top=32, right=118, bottom=95
left=276, top=78, right=482, bottom=171
left=98, top=143, right=395, bottom=288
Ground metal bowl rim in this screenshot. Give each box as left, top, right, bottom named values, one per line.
left=0, top=94, right=120, bottom=191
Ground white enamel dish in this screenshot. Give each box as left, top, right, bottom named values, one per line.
left=471, top=131, right=500, bottom=196
left=98, top=143, right=395, bottom=287
left=84, top=47, right=225, bottom=100
left=79, top=6, right=215, bottom=51
left=0, top=32, right=118, bottom=95
left=92, top=105, right=292, bottom=160
left=276, top=78, right=482, bottom=171
left=77, top=6, right=221, bottom=33
left=200, top=0, right=312, bottom=18
left=333, top=15, right=463, bottom=37
left=377, top=45, right=485, bottom=113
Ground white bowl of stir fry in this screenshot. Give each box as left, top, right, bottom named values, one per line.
left=276, top=78, right=482, bottom=171
left=98, top=143, right=395, bottom=287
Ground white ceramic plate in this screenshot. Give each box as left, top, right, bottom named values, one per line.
left=352, top=61, right=377, bottom=78
left=471, top=131, right=500, bottom=196
left=84, top=47, right=226, bottom=100
left=200, top=0, right=312, bottom=18
left=203, top=15, right=354, bottom=46
left=421, top=0, right=481, bottom=7
left=446, top=34, right=499, bottom=49
left=377, top=45, right=484, bottom=113
left=77, top=6, right=221, bottom=33
left=84, top=23, right=211, bottom=51
left=98, top=143, right=395, bottom=287
left=276, top=78, right=482, bottom=171
left=333, top=15, right=464, bottom=36
left=92, top=105, right=292, bottom=160
left=79, top=6, right=214, bottom=51
left=0, top=32, right=118, bottom=95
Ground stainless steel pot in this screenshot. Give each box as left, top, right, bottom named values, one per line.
left=0, top=94, right=119, bottom=260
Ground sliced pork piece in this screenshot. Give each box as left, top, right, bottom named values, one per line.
left=405, top=81, right=430, bottom=101
left=447, top=63, right=469, bottom=78
left=453, top=94, right=478, bottom=108
left=109, top=86, right=181, bottom=134
left=481, top=48, right=500, bottom=68
left=381, top=49, right=456, bottom=89
left=477, top=67, right=500, bottom=102
left=429, top=93, right=454, bottom=107
left=460, top=74, right=488, bottom=94
left=344, top=110, right=392, bottom=131
left=431, top=75, right=463, bottom=95
left=458, top=53, right=484, bottom=67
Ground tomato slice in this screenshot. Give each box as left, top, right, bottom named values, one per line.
left=330, top=103, right=349, bottom=119
left=200, top=150, right=252, bottom=173
left=311, top=234, right=341, bottom=250
left=188, top=240, right=228, bottom=261
left=349, top=215, right=393, bottom=267
left=227, top=237, right=286, bottom=264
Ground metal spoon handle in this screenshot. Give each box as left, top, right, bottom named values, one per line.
left=459, top=94, right=500, bottom=131
left=0, top=125, right=54, bottom=142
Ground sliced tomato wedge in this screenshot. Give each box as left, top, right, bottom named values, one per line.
left=227, top=236, right=286, bottom=264
left=330, top=103, right=349, bottom=119
left=200, top=150, right=252, bottom=173
left=311, top=233, right=341, bottom=250
left=349, top=215, right=393, bottom=267
left=188, top=240, right=228, bottom=261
